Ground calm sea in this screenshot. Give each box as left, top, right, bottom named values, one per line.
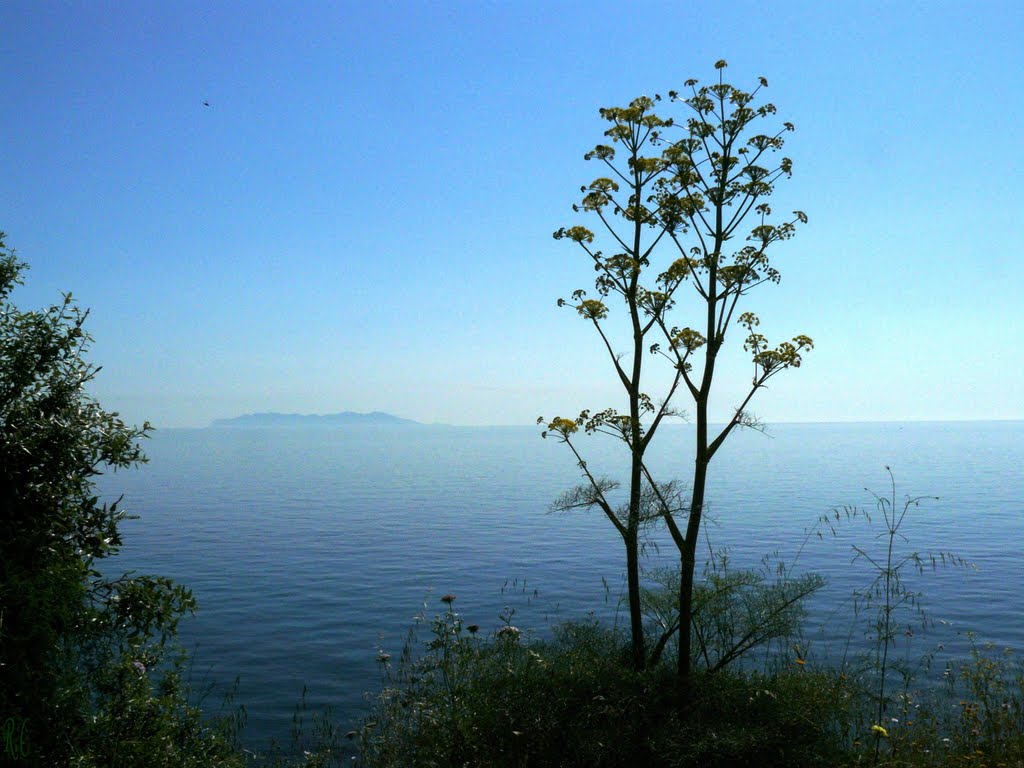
left=97, top=421, right=1023, bottom=753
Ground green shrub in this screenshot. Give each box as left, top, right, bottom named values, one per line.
left=0, top=234, right=246, bottom=767
left=354, top=597, right=851, bottom=767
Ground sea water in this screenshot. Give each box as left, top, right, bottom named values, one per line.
left=97, top=421, right=1023, bottom=752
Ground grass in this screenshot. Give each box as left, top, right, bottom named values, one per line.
left=341, top=599, right=1024, bottom=768
left=353, top=603, right=847, bottom=768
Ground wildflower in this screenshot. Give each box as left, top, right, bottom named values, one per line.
left=377, top=652, right=391, bottom=663
left=871, top=725, right=889, bottom=738
left=441, top=594, right=456, bottom=604
left=497, top=625, right=520, bottom=640
left=131, top=661, right=146, bottom=675
left=467, top=624, right=479, bottom=634
left=794, top=658, right=805, bottom=666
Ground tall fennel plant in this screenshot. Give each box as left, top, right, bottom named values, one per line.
left=543, top=60, right=813, bottom=681
left=850, top=470, right=970, bottom=764
left=813, top=468, right=972, bottom=763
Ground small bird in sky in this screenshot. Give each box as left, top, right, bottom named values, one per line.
left=203, top=100, right=210, bottom=107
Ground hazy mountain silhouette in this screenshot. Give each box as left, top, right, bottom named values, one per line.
left=211, top=411, right=419, bottom=427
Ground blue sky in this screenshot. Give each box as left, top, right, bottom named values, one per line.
left=2, top=1, right=1021, bottom=428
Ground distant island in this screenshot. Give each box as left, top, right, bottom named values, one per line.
left=210, top=411, right=420, bottom=427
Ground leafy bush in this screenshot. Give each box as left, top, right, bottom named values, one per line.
left=643, top=550, right=825, bottom=670
left=0, top=233, right=244, bottom=767
left=354, top=596, right=849, bottom=767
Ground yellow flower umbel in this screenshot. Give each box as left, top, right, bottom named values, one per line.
left=871, top=724, right=889, bottom=738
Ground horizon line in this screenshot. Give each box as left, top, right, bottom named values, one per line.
left=157, top=416, right=1024, bottom=430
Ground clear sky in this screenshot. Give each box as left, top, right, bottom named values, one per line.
left=2, top=1, right=1021, bottom=428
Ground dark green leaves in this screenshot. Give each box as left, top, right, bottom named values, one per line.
left=0, top=233, right=199, bottom=764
